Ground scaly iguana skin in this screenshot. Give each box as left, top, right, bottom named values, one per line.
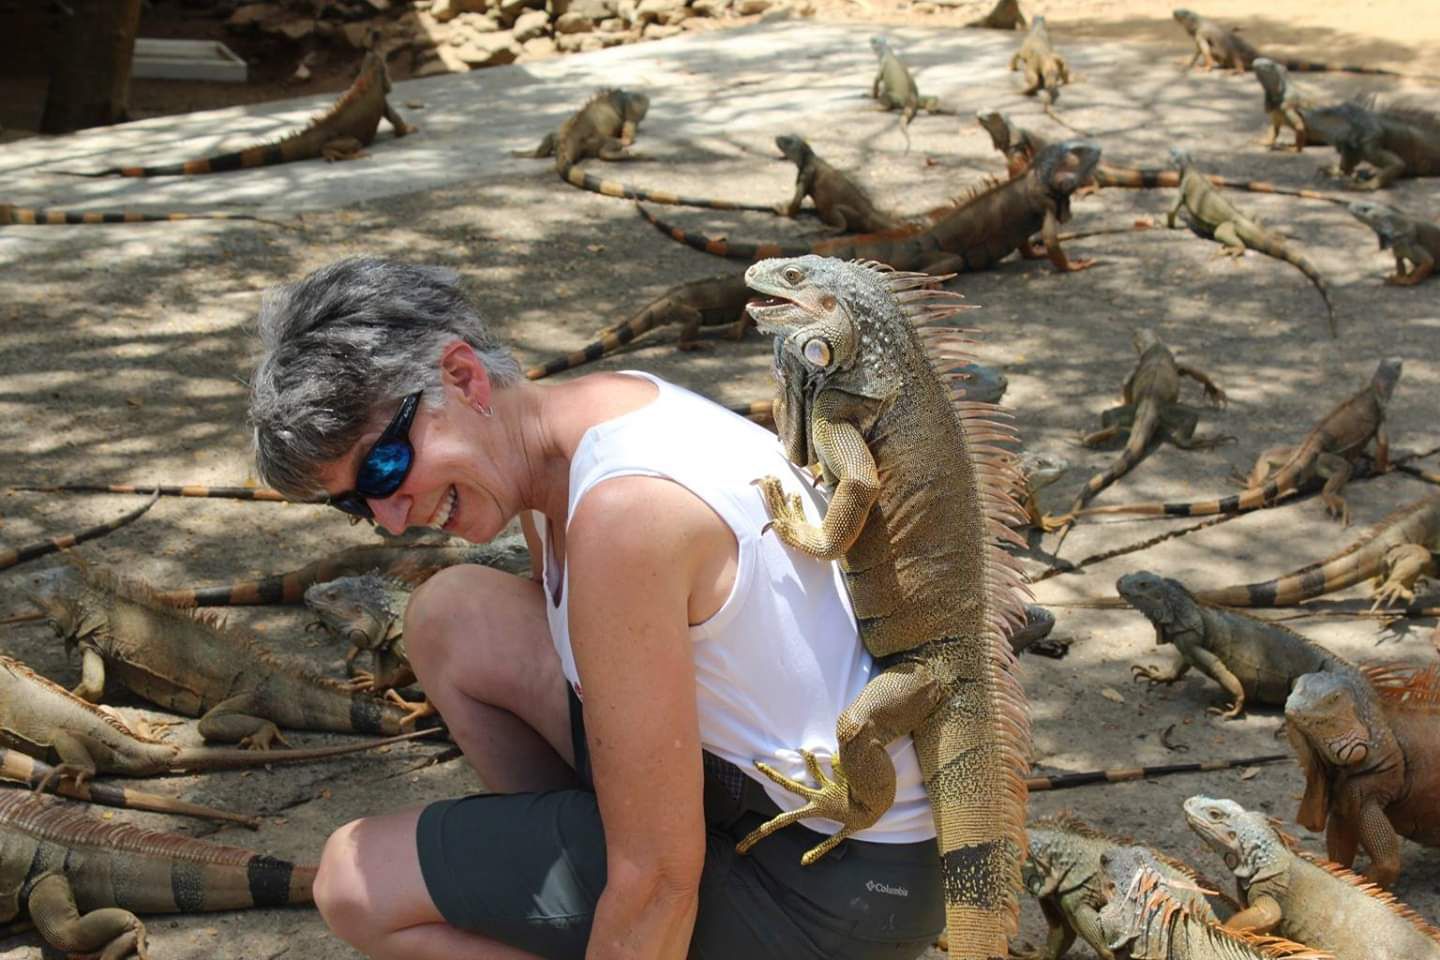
left=66, top=51, right=414, bottom=177
left=736, top=256, right=1031, bottom=959
left=1, top=203, right=267, bottom=226
left=1074, top=358, right=1402, bottom=525
left=870, top=36, right=950, bottom=133
left=773, top=134, right=905, bottom=233
left=1252, top=59, right=1330, bottom=151
left=1010, top=17, right=1071, bottom=104
left=0, top=491, right=158, bottom=571
left=1168, top=149, right=1337, bottom=335
left=1348, top=201, right=1439, bottom=285
left=305, top=573, right=415, bottom=693
left=1306, top=102, right=1440, bottom=190
left=28, top=566, right=423, bottom=742
left=1119, top=572, right=1358, bottom=719
left=525, top=275, right=750, bottom=379
left=1173, top=10, right=1398, bottom=75
left=1096, top=847, right=1331, bottom=960
left=1052, top=329, right=1230, bottom=527
left=643, top=139, right=1102, bottom=274
left=1024, top=814, right=1227, bottom=960
left=0, top=791, right=314, bottom=960
left=1184, top=795, right=1440, bottom=958
left=1284, top=666, right=1440, bottom=888
left=966, top=0, right=1025, bottom=30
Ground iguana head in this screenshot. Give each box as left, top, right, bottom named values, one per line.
left=1369, top=356, right=1403, bottom=403
left=976, top=109, right=1012, bottom=152
left=304, top=573, right=406, bottom=652
left=1348, top=201, right=1407, bottom=249
left=1034, top=140, right=1101, bottom=201
left=24, top=566, right=91, bottom=653
left=1252, top=58, right=1288, bottom=107
left=617, top=90, right=651, bottom=123
left=1172, top=9, right=1199, bottom=34
left=1182, top=796, right=1287, bottom=885
left=869, top=36, right=892, bottom=59
left=1131, top=328, right=1161, bottom=354
left=1167, top=147, right=1197, bottom=171
left=775, top=134, right=812, bottom=165
left=1115, top=571, right=1198, bottom=635
left=1019, top=451, right=1069, bottom=492
left=1307, top=103, right=1378, bottom=168
left=1284, top=671, right=1376, bottom=768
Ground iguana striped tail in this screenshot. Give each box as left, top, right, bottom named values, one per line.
left=1275, top=57, right=1397, bottom=76
left=0, top=491, right=158, bottom=570
left=1093, top=168, right=1346, bottom=202
left=1073, top=464, right=1306, bottom=519
left=1234, top=222, right=1337, bottom=335
left=1069, top=398, right=1164, bottom=515
left=1024, top=753, right=1287, bottom=791
left=6, top=483, right=313, bottom=502
left=1, top=204, right=269, bottom=225
left=559, top=162, right=779, bottom=212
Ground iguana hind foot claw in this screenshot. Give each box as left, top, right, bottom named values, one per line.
left=385, top=689, right=437, bottom=730
left=738, top=751, right=867, bottom=864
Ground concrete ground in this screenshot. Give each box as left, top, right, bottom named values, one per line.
left=2, top=16, right=1438, bottom=959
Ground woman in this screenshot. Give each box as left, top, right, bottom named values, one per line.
left=249, top=257, right=943, bottom=960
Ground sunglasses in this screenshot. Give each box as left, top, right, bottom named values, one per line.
left=328, top=391, right=423, bottom=522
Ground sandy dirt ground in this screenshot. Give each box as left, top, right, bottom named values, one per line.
left=1, top=3, right=1438, bottom=958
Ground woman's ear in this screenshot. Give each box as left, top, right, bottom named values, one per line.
left=440, top=340, right=492, bottom=412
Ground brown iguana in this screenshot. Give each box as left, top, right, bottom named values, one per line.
left=525, top=275, right=751, bottom=379
left=1252, top=59, right=1330, bottom=151
left=6, top=482, right=309, bottom=502
left=0, top=790, right=315, bottom=960
left=63, top=51, right=414, bottom=177
left=1173, top=10, right=1399, bottom=75
left=1011, top=17, right=1071, bottom=104
left=1016, top=451, right=1071, bottom=531
left=870, top=36, right=952, bottom=146
left=1168, top=149, right=1337, bottom=335
left=1306, top=102, right=1440, bottom=190
left=1184, top=794, right=1440, bottom=958
left=735, top=256, right=1031, bottom=959
left=1050, top=329, right=1230, bottom=530
left=27, top=565, right=429, bottom=740
left=0, top=491, right=158, bottom=571
left=1096, top=843, right=1334, bottom=960
left=642, top=139, right=1101, bottom=273
left=1348, top=201, right=1439, bottom=285
left=1, top=203, right=269, bottom=226
left=305, top=573, right=416, bottom=693
left=966, top=0, right=1025, bottom=30
left=772, top=134, right=907, bottom=233
left=1284, top=665, right=1440, bottom=888
left=1118, top=571, right=1359, bottom=719
left=1072, top=358, right=1402, bottom=525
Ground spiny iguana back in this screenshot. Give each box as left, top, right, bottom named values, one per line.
left=0, top=490, right=157, bottom=571
left=64, top=51, right=414, bottom=177
left=735, top=256, right=1030, bottom=959
left=0, top=790, right=314, bottom=959
left=1073, top=358, right=1401, bottom=525
left=1306, top=102, right=1440, bottom=189
left=1010, top=17, right=1070, bottom=104
left=1184, top=795, right=1440, bottom=958
left=1, top=203, right=270, bottom=225
left=1348, top=201, right=1440, bottom=285
left=1173, top=9, right=1398, bottom=75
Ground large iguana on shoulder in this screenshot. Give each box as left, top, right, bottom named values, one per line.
left=1173, top=10, right=1398, bottom=75
left=0, top=791, right=314, bottom=960
left=1119, top=571, right=1359, bottom=719
left=1184, top=795, right=1440, bottom=958
left=64, top=51, right=414, bottom=177
left=1284, top=665, right=1440, bottom=888
left=1348, top=202, right=1439, bottom=285
left=0, top=491, right=158, bottom=571
left=1010, top=17, right=1071, bottom=104
left=1168, top=149, right=1337, bottom=335
left=1252, top=59, right=1331, bottom=151
left=1306, top=102, right=1440, bottom=190
left=642, top=139, right=1101, bottom=274
left=736, top=256, right=1031, bottom=959
left=1072, top=358, right=1401, bottom=525
left=1, top=203, right=270, bottom=226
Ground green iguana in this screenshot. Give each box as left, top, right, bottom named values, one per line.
left=0, top=491, right=158, bottom=571
left=773, top=134, right=906, bottom=233
left=1, top=203, right=269, bottom=226
left=1184, top=795, right=1440, bottom=958
left=1173, top=10, right=1398, bottom=75
left=1284, top=665, right=1440, bottom=888
left=1252, top=59, right=1331, bottom=151
left=1167, top=149, right=1337, bottom=335
left=27, top=565, right=429, bottom=741
left=736, top=256, right=1031, bottom=959
left=1010, top=17, right=1071, bottom=104
left=525, top=275, right=751, bottom=378
left=870, top=36, right=951, bottom=143
left=642, top=139, right=1102, bottom=273
left=1096, top=844, right=1332, bottom=960
left=1050, top=329, right=1230, bottom=531
left=64, top=51, right=414, bottom=177
left=1024, top=813, right=1229, bottom=960
left=0, top=790, right=315, bottom=960
left=1306, top=102, right=1440, bottom=190
left=1348, top=201, right=1439, bottom=285
left=966, top=0, right=1025, bottom=30
left=1119, top=571, right=1359, bottom=719
left=305, top=573, right=415, bottom=693
left=1072, top=358, right=1402, bottom=525
left=1016, top=451, right=1071, bottom=530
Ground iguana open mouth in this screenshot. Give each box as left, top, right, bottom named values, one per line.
left=745, top=296, right=796, bottom=331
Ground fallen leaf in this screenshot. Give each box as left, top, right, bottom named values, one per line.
left=1101, top=687, right=1126, bottom=704
left=101, top=811, right=114, bottom=820
left=586, top=244, right=605, bottom=253
left=1239, top=766, right=1260, bottom=780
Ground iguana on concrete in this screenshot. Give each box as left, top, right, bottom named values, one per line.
left=1024, top=813, right=1229, bottom=960
left=1305, top=102, right=1440, bottom=190
left=1184, top=794, right=1440, bottom=958
left=870, top=36, right=952, bottom=141
left=642, top=139, right=1102, bottom=273
left=773, top=133, right=906, bottom=233
left=64, top=51, right=414, bottom=177
left=305, top=573, right=415, bottom=693
left=0, top=790, right=315, bottom=960
left=525, top=275, right=751, bottom=378
left=1073, top=358, right=1402, bottom=525
left=1050, top=329, right=1230, bottom=530
left=1348, top=201, right=1439, bottom=285
left=1011, top=17, right=1071, bottom=104
left=966, top=0, right=1025, bottom=30
left=1168, top=149, right=1337, bottom=335
left=1173, top=10, right=1398, bottom=75
left=0, top=490, right=158, bottom=571
left=1, top=203, right=269, bottom=226
left=1096, top=842, right=1333, bottom=960
left=1119, top=571, right=1359, bottom=719
left=1252, top=59, right=1330, bottom=151
left=737, top=256, right=1031, bottom=959
left=1284, top=665, right=1440, bottom=888
left=27, top=565, right=428, bottom=740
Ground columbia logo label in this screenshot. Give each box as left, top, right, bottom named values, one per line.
left=865, top=880, right=909, bottom=897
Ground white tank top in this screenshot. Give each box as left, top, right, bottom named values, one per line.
left=537, top=371, right=934, bottom=843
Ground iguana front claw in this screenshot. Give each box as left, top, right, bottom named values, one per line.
left=386, top=689, right=438, bottom=730
left=238, top=724, right=290, bottom=751
left=1207, top=700, right=1244, bottom=721
left=753, top=475, right=817, bottom=550
left=1039, top=512, right=1073, bottom=533
left=1131, top=664, right=1178, bottom=686
left=738, top=750, right=866, bottom=865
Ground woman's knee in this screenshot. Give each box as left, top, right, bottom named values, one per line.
left=313, top=819, right=375, bottom=947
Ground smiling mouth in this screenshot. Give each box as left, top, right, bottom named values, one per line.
left=430, top=486, right=457, bottom=530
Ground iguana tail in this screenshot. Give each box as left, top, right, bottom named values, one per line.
left=1067, top=399, right=1162, bottom=515
left=1071, top=472, right=1298, bottom=519
left=1, top=205, right=262, bottom=224
left=525, top=299, right=677, bottom=379
left=1237, top=224, right=1338, bottom=336
left=724, top=399, right=774, bottom=423
left=638, top=204, right=941, bottom=265
left=559, top=163, right=778, bottom=212
left=0, top=491, right=158, bottom=571
left=60, top=144, right=301, bottom=178
left=7, top=483, right=307, bottom=502
left=1024, top=753, right=1288, bottom=790
left=172, top=728, right=440, bottom=773
left=639, top=203, right=830, bottom=260
left=1276, top=58, right=1398, bottom=76
left=1092, top=168, right=1345, bottom=202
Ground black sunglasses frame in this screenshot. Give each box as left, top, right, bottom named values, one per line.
left=327, top=391, right=423, bottom=522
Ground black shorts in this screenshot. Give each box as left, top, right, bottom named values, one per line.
left=416, top=689, right=944, bottom=959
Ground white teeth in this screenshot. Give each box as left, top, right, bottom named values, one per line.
left=431, top=488, right=456, bottom=529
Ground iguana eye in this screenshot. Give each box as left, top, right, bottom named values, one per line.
left=803, top=338, right=831, bottom=367
left=783, top=267, right=804, bottom=285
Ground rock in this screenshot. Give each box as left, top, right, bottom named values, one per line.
left=261, top=15, right=317, bottom=40
left=432, top=0, right=491, bottom=22
left=456, top=10, right=502, bottom=31
left=634, top=0, right=684, bottom=22
left=596, top=16, right=627, bottom=31
left=912, top=1, right=937, bottom=10
left=554, top=11, right=594, bottom=32
left=596, top=30, right=630, bottom=45
left=642, top=20, right=683, bottom=37
left=689, top=0, right=729, bottom=15
left=521, top=35, right=558, bottom=57
left=359, top=0, right=392, bottom=9
left=552, top=0, right=613, bottom=18
left=226, top=3, right=280, bottom=27
left=430, top=43, right=473, bottom=71
left=413, top=54, right=457, bottom=77
left=734, top=0, right=771, bottom=12
left=512, top=9, right=550, bottom=40
left=555, top=31, right=604, bottom=51
left=340, top=21, right=375, bottom=47
left=454, top=30, right=520, bottom=65
left=497, top=0, right=530, bottom=24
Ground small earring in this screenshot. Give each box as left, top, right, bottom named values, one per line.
left=477, top=403, right=493, bottom=417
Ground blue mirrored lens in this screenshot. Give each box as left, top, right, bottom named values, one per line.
left=355, top=441, right=413, bottom=497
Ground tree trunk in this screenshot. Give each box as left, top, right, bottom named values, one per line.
left=40, top=0, right=142, bottom=134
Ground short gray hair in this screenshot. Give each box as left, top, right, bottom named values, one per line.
left=249, top=258, right=522, bottom=498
